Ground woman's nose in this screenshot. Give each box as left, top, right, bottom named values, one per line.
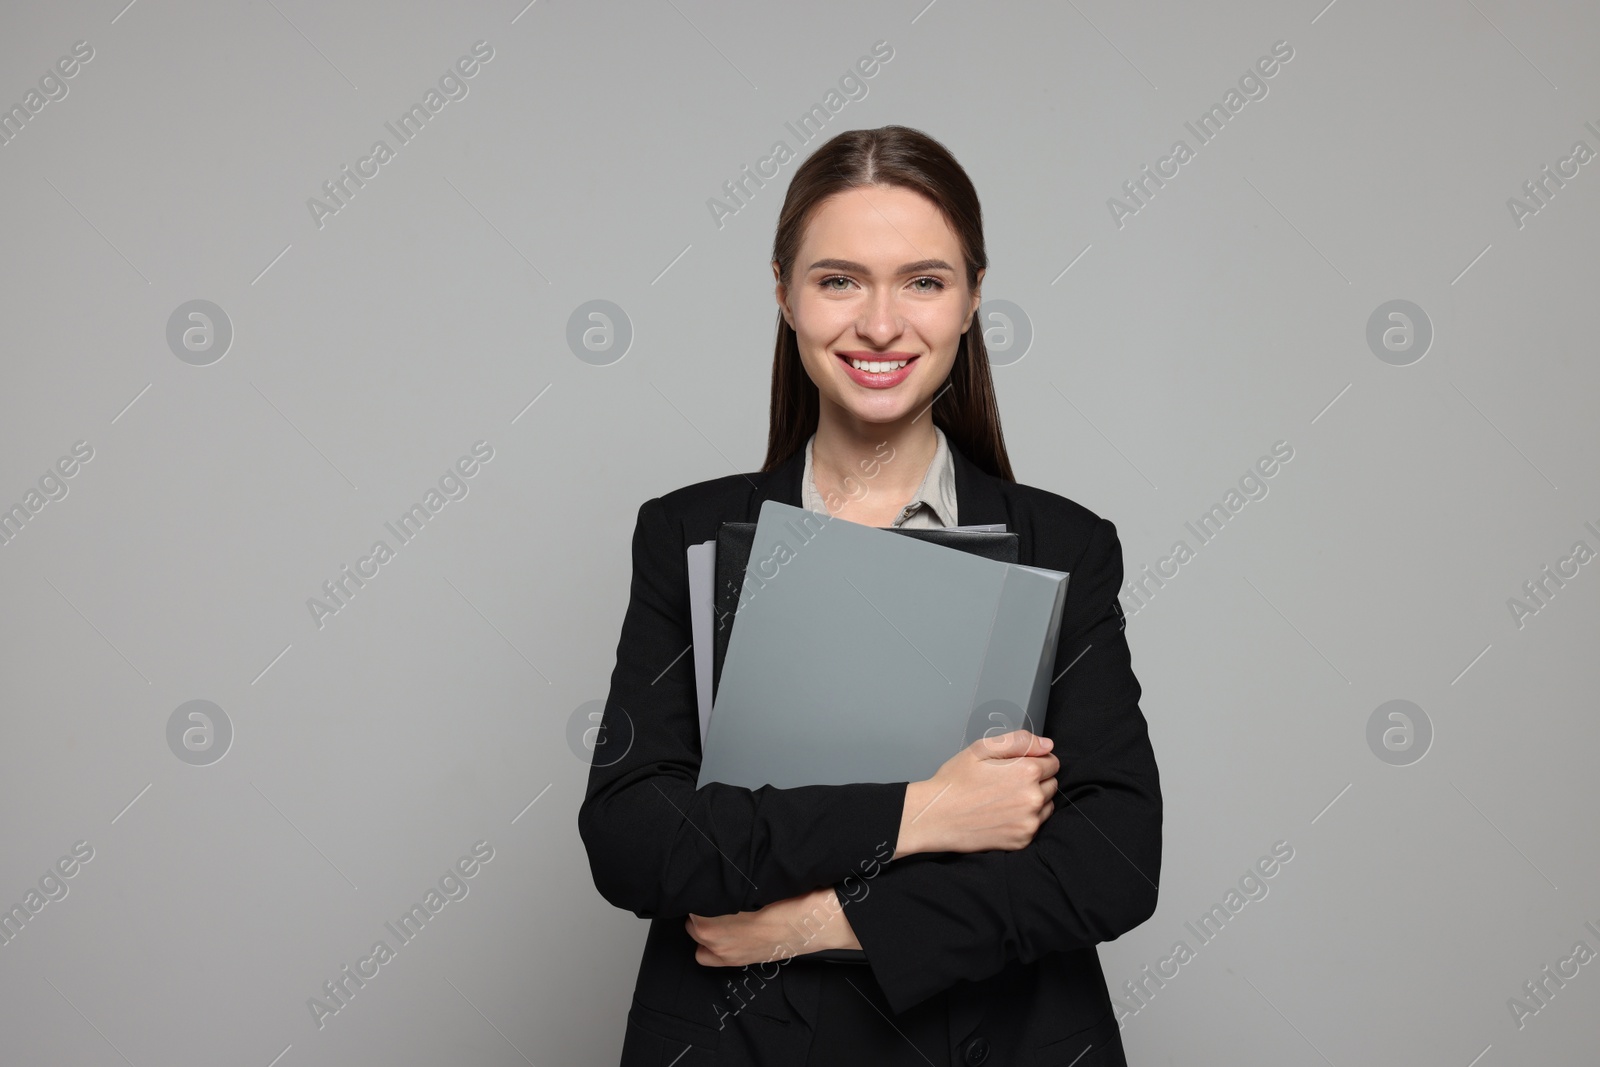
left=857, top=293, right=904, bottom=338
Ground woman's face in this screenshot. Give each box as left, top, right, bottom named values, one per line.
left=775, top=184, right=983, bottom=432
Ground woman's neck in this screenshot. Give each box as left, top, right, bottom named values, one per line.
left=810, top=409, right=939, bottom=521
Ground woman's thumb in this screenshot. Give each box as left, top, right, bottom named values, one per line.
left=976, top=729, right=1050, bottom=759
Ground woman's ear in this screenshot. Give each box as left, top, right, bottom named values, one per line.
left=960, top=267, right=985, bottom=334
left=772, top=261, right=793, bottom=329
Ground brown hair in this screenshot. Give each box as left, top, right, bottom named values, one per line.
left=761, top=125, right=1014, bottom=482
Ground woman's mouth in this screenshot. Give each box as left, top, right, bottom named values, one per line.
left=835, top=352, right=918, bottom=388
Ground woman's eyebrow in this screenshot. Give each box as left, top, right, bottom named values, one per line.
left=806, top=257, right=957, bottom=275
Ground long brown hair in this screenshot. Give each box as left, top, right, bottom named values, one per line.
left=761, top=125, right=1015, bottom=482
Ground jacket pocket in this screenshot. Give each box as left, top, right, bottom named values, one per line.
left=620, top=1015, right=716, bottom=1067
left=628, top=997, right=721, bottom=1053
left=1022, top=1009, right=1124, bottom=1066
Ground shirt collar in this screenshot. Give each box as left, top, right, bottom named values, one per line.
left=800, top=425, right=959, bottom=527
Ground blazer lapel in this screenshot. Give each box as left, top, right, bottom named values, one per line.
left=752, top=442, right=806, bottom=517
left=948, top=439, right=1012, bottom=540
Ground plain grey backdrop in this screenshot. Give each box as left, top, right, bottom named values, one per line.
left=1, top=1, right=1596, bottom=1064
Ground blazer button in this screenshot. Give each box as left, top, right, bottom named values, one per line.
left=963, top=1036, right=990, bottom=1065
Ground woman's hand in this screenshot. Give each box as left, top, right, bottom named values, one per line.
left=686, top=887, right=858, bottom=967
left=895, top=729, right=1058, bottom=858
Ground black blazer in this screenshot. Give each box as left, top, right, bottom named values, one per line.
left=579, top=438, right=1163, bottom=1067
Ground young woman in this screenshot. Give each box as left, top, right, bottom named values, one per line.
left=580, top=125, right=1162, bottom=1067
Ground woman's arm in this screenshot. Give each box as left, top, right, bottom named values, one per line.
left=578, top=496, right=913, bottom=919
left=828, top=517, right=1164, bottom=1015
left=684, top=730, right=1060, bottom=964
left=684, top=885, right=861, bottom=967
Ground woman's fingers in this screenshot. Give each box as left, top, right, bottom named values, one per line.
left=971, top=728, right=1052, bottom=760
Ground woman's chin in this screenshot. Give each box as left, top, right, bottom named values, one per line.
left=834, top=401, right=925, bottom=430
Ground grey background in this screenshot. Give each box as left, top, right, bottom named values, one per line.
left=0, top=0, right=1595, bottom=1064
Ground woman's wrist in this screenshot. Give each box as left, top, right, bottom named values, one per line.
left=820, top=888, right=862, bottom=950
left=894, top=779, right=940, bottom=859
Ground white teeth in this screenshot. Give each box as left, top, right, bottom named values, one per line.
left=848, top=358, right=909, bottom=372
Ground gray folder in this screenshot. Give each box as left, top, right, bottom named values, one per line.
left=686, top=540, right=718, bottom=746
left=696, top=500, right=1069, bottom=790
left=687, top=521, right=1010, bottom=748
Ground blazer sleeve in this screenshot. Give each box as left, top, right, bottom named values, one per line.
left=834, top=516, right=1163, bottom=1015
left=577, top=495, right=910, bottom=920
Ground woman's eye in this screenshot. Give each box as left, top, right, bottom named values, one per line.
left=911, top=277, right=946, bottom=292
left=820, top=275, right=852, bottom=290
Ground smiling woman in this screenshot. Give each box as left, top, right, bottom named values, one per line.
left=769, top=164, right=992, bottom=528
left=579, top=125, right=1162, bottom=1067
